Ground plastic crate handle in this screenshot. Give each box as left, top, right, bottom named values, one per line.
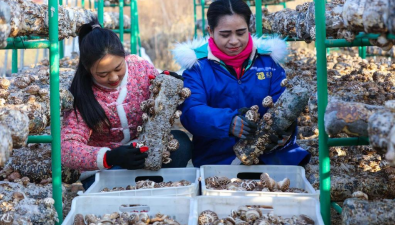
left=119, top=204, right=150, bottom=213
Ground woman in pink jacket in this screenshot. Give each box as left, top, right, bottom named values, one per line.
left=61, top=19, right=192, bottom=190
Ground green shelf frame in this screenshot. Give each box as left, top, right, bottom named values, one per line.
left=3, top=0, right=63, bottom=224
left=97, top=0, right=141, bottom=55
left=59, top=0, right=64, bottom=59
left=314, top=1, right=394, bottom=224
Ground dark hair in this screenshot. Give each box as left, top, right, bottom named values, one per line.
left=69, top=17, right=126, bottom=131
left=207, top=0, right=252, bottom=31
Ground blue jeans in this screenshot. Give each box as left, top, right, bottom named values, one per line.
left=81, top=130, right=192, bottom=190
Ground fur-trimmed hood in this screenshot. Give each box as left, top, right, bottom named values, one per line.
left=172, top=36, right=288, bottom=69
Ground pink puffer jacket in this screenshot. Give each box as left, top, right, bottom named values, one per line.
left=61, top=55, right=158, bottom=171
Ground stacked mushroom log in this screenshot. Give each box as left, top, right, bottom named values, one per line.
left=0, top=0, right=131, bottom=41
left=137, top=74, right=191, bottom=170
left=367, top=46, right=395, bottom=58
left=233, top=76, right=314, bottom=165
left=0, top=58, right=75, bottom=135
left=0, top=1, right=10, bottom=48
left=0, top=180, right=59, bottom=224
left=256, top=0, right=395, bottom=50
left=0, top=56, right=81, bottom=220
left=103, top=12, right=131, bottom=30
left=104, top=0, right=131, bottom=6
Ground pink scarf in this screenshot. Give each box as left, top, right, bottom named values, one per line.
left=209, top=34, right=253, bottom=79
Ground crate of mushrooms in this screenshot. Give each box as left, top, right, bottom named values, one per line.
left=81, top=168, right=199, bottom=197
left=191, top=196, right=324, bottom=225
left=62, top=196, right=193, bottom=225
left=200, top=165, right=318, bottom=198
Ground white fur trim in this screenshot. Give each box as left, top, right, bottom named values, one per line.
left=172, top=37, right=207, bottom=69
left=96, top=147, right=110, bottom=170
left=252, top=36, right=289, bottom=64
left=116, top=62, right=130, bottom=144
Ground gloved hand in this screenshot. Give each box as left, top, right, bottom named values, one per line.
left=229, top=108, right=258, bottom=140
left=106, top=144, right=148, bottom=170
left=268, top=120, right=297, bottom=147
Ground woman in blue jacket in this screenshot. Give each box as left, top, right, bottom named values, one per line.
left=172, top=0, right=310, bottom=167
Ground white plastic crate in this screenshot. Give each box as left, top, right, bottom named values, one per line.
left=80, top=168, right=199, bottom=197
left=63, top=196, right=194, bottom=225
left=191, top=196, right=324, bottom=225
left=200, top=165, right=318, bottom=198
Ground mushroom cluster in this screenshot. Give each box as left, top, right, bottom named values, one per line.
left=204, top=173, right=307, bottom=193
left=0, top=180, right=58, bottom=224
left=0, top=143, right=80, bottom=184
left=0, top=57, right=76, bottom=135
left=198, top=207, right=315, bottom=225
left=255, top=0, right=395, bottom=50
left=0, top=107, right=29, bottom=168
left=100, top=179, right=191, bottom=192
left=367, top=46, right=395, bottom=58
left=73, top=212, right=181, bottom=225
left=0, top=1, right=10, bottom=48
left=103, top=12, right=131, bottom=30
left=136, top=74, right=191, bottom=170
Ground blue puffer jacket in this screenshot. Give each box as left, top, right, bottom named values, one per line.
left=172, top=37, right=311, bottom=167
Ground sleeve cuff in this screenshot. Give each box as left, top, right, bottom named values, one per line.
left=96, top=147, right=111, bottom=170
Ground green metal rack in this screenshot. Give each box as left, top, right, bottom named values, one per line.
left=3, top=0, right=62, bottom=224
left=59, top=0, right=64, bottom=59
left=97, top=0, right=141, bottom=55
left=314, top=1, right=395, bottom=224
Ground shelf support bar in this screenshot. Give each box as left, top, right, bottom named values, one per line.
left=48, top=0, right=62, bottom=222
left=315, top=0, right=331, bottom=224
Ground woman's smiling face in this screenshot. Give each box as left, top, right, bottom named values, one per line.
left=90, top=54, right=126, bottom=88
left=208, top=14, right=249, bottom=56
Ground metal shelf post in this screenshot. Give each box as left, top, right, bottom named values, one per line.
left=11, top=49, right=17, bottom=73
left=119, top=0, right=124, bottom=43
left=48, top=0, right=62, bottom=222
left=201, top=0, right=205, bottom=36
left=256, top=0, right=262, bottom=37
left=131, top=0, right=138, bottom=54
left=98, top=0, right=104, bottom=25
left=59, top=0, right=64, bottom=59
left=314, top=0, right=330, bottom=224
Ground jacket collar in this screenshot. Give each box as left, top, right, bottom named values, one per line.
left=172, top=35, right=288, bottom=69
left=206, top=41, right=257, bottom=65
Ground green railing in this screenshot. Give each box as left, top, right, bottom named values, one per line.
left=3, top=0, right=62, bottom=223
left=314, top=1, right=395, bottom=224
left=96, top=0, right=141, bottom=55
